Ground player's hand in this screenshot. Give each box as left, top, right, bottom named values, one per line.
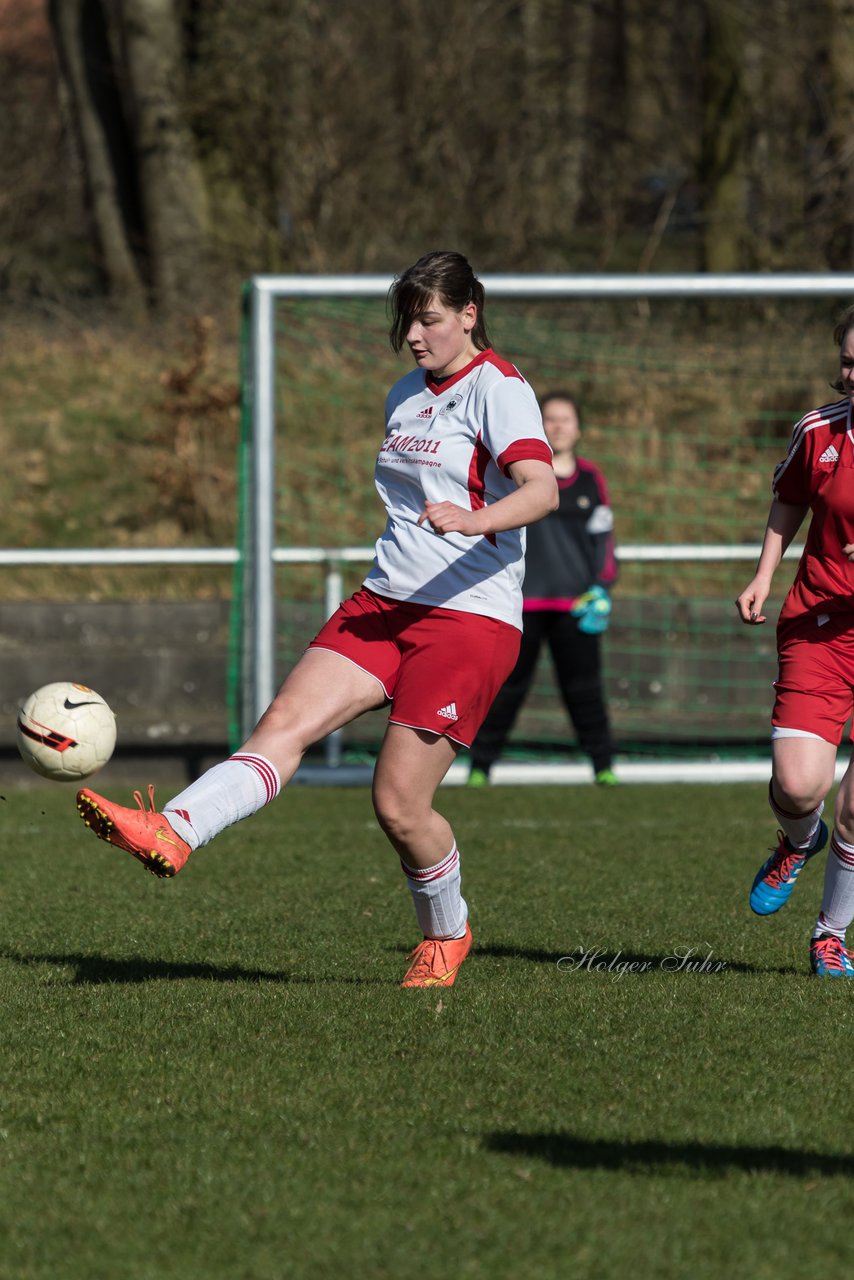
left=735, top=580, right=768, bottom=624
left=417, top=501, right=481, bottom=537
left=843, top=542, right=854, bottom=562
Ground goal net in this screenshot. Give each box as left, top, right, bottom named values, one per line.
left=231, top=276, right=851, bottom=774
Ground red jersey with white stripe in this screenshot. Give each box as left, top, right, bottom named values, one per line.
left=364, top=348, right=552, bottom=629
left=772, top=397, right=854, bottom=622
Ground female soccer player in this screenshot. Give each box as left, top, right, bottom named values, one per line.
left=467, top=391, right=619, bottom=787
left=77, top=250, right=558, bottom=988
left=737, top=303, right=854, bottom=978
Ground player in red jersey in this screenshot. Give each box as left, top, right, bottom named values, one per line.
left=737, top=304, right=854, bottom=977
left=77, top=251, right=558, bottom=988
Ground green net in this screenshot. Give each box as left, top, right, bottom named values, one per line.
left=233, top=292, right=842, bottom=762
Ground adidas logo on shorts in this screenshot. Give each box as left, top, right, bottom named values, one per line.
left=437, top=702, right=458, bottom=720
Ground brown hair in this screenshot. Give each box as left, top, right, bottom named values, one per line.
left=388, top=251, right=491, bottom=354
left=831, top=304, right=854, bottom=392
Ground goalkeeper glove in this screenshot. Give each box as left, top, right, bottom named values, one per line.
left=571, top=585, right=612, bottom=635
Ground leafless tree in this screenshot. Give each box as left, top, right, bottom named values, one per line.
left=48, top=0, right=209, bottom=309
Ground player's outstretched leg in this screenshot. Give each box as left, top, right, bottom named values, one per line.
left=76, top=751, right=284, bottom=878
left=749, top=821, right=828, bottom=915
left=77, top=783, right=192, bottom=878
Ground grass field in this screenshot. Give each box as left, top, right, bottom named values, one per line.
left=1, top=778, right=852, bottom=1279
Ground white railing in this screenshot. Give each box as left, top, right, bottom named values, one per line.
left=0, top=543, right=804, bottom=568
left=0, top=549, right=239, bottom=565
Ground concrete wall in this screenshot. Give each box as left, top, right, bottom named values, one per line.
left=2, top=601, right=231, bottom=761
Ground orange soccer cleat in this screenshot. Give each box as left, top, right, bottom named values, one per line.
left=76, top=783, right=192, bottom=878
left=401, top=922, right=473, bottom=988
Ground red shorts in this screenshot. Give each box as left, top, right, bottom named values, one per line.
left=308, top=588, right=521, bottom=747
left=773, top=613, right=854, bottom=745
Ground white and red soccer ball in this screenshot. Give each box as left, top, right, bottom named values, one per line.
left=16, top=681, right=117, bottom=781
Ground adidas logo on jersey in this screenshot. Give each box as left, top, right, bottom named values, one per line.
left=818, top=444, right=840, bottom=463
left=416, top=406, right=434, bottom=419
left=437, top=702, right=458, bottom=720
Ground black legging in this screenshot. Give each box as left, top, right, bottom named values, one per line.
left=470, top=610, right=614, bottom=774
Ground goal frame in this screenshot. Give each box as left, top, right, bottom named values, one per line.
left=240, top=272, right=854, bottom=757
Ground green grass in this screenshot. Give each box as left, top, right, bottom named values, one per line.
left=1, top=779, right=852, bottom=1279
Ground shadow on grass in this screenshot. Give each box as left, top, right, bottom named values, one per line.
left=478, top=944, right=800, bottom=977
left=485, top=1131, right=854, bottom=1179
left=1, top=950, right=385, bottom=985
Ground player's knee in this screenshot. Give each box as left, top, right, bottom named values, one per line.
left=372, top=782, right=421, bottom=844
left=772, top=770, right=829, bottom=816
left=372, top=796, right=410, bottom=842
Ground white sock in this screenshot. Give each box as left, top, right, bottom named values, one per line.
left=768, top=783, right=824, bottom=849
left=813, top=831, right=854, bottom=941
left=400, top=844, right=468, bottom=940
left=162, top=752, right=281, bottom=849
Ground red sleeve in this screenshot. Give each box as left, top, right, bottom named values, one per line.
left=772, top=426, right=813, bottom=505
left=496, top=438, right=553, bottom=476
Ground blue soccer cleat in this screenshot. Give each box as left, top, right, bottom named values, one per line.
left=749, top=820, right=828, bottom=916
left=810, top=933, right=854, bottom=978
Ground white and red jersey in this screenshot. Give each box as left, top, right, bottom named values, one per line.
left=363, top=348, right=552, bottom=629
left=773, top=397, right=854, bottom=622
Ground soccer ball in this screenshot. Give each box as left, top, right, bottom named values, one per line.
left=16, top=682, right=117, bottom=781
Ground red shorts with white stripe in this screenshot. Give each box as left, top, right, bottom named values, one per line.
left=773, top=612, right=854, bottom=745
left=308, top=587, right=521, bottom=747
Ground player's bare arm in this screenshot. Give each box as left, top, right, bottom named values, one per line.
left=417, top=459, right=558, bottom=536
left=735, top=499, right=808, bottom=624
